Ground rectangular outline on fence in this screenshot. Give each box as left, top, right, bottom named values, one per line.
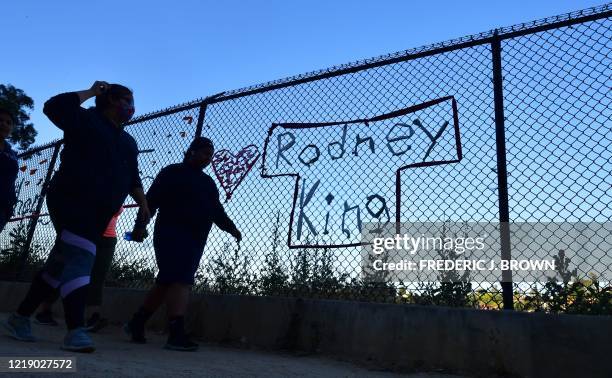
left=260, top=96, right=462, bottom=249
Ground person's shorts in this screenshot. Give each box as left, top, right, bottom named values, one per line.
left=153, top=226, right=205, bottom=285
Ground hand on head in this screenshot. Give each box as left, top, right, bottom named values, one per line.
left=90, top=81, right=111, bottom=96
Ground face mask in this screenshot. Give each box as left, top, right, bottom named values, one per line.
left=117, top=99, right=135, bottom=122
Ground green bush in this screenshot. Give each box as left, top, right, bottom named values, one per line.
left=521, top=250, right=611, bottom=315
left=0, top=222, right=46, bottom=278
left=107, top=255, right=156, bottom=288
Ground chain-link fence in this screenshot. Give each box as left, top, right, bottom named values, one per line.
left=1, top=4, right=610, bottom=313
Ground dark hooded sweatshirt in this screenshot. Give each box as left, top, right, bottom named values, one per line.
left=142, top=162, right=237, bottom=246
left=43, top=92, right=142, bottom=240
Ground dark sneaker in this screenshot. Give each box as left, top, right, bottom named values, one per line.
left=34, top=312, right=59, bottom=326
left=62, top=327, right=95, bottom=353
left=85, top=315, right=108, bottom=333
left=3, top=313, right=37, bottom=342
left=123, top=320, right=146, bottom=343
left=164, top=335, right=199, bottom=351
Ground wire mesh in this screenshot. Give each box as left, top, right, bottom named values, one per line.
left=1, top=4, right=610, bottom=313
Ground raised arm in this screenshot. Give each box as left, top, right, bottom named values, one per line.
left=43, top=81, right=109, bottom=132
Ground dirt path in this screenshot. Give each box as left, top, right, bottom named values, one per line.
left=0, top=314, right=468, bottom=377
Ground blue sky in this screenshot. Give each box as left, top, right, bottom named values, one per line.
left=2, top=0, right=606, bottom=145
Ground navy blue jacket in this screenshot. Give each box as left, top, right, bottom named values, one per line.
left=43, top=92, right=142, bottom=234
left=0, top=141, right=18, bottom=218
left=142, top=162, right=237, bottom=243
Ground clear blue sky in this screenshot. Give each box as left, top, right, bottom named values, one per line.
left=2, top=0, right=606, bottom=145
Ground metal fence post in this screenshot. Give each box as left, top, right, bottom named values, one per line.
left=195, top=102, right=208, bottom=138
left=491, top=32, right=514, bottom=310
left=16, top=141, right=61, bottom=280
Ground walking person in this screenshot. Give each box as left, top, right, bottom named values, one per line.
left=3, top=82, right=150, bottom=353
left=125, top=137, right=241, bottom=351
left=0, top=108, right=18, bottom=234
left=35, top=207, right=124, bottom=332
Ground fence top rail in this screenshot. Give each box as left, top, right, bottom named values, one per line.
left=16, top=2, right=611, bottom=158
left=204, top=3, right=611, bottom=104
left=16, top=139, right=62, bottom=159
left=125, top=3, right=610, bottom=121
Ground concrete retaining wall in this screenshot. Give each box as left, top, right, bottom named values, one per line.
left=1, top=281, right=609, bottom=377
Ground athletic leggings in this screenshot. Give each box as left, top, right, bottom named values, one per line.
left=16, top=191, right=111, bottom=329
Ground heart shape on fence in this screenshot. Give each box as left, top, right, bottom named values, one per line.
left=211, top=145, right=260, bottom=201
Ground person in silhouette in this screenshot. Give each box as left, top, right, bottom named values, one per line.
left=4, top=82, right=149, bottom=353
left=125, top=137, right=241, bottom=351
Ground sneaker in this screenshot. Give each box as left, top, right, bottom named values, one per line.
left=123, top=320, right=146, bottom=343
left=2, top=313, right=36, bottom=342
left=164, top=335, right=199, bottom=351
left=85, top=315, right=108, bottom=333
left=61, top=327, right=95, bottom=353
left=34, top=312, right=59, bottom=326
